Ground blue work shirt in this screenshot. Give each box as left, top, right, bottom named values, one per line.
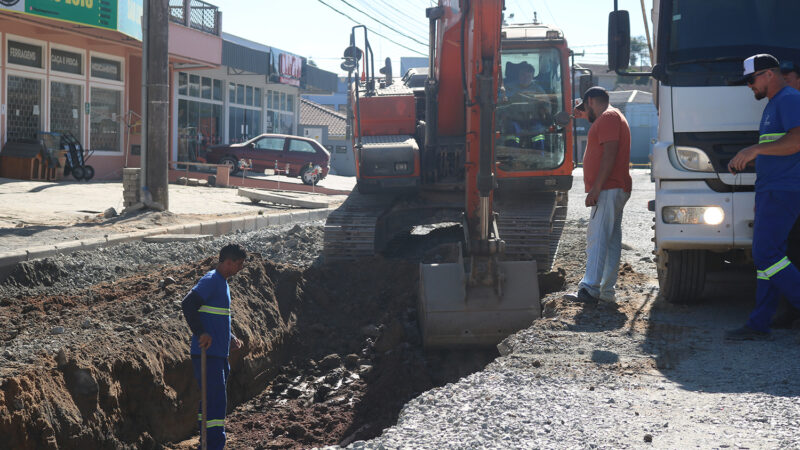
left=755, top=86, right=800, bottom=192
left=189, top=270, right=232, bottom=358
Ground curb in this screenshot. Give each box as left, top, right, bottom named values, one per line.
left=0, top=208, right=336, bottom=281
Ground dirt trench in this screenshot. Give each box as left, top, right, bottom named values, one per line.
left=0, top=250, right=499, bottom=449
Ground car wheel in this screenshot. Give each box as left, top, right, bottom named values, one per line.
left=220, top=157, right=239, bottom=175
left=300, top=164, right=322, bottom=186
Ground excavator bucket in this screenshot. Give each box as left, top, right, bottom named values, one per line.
left=418, top=252, right=540, bottom=348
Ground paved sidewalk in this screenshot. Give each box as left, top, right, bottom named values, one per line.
left=0, top=176, right=349, bottom=256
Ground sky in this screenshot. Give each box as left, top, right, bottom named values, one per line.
left=209, top=0, right=653, bottom=76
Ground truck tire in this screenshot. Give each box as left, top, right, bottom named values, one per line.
left=657, top=249, right=706, bottom=304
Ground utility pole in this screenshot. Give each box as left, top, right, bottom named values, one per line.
left=142, top=0, right=170, bottom=210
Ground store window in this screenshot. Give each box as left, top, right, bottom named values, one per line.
left=7, top=75, right=42, bottom=141
left=177, top=72, right=225, bottom=162
left=90, top=57, right=121, bottom=81
left=265, top=89, right=296, bottom=134
left=50, top=82, right=82, bottom=138
left=90, top=87, right=121, bottom=151
left=228, top=81, right=263, bottom=142
left=50, top=49, right=82, bottom=75
left=8, top=41, right=43, bottom=69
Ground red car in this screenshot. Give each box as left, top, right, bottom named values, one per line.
left=206, top=134, right=330, bottom=185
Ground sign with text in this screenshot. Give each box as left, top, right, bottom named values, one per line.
left=26, top=0, right=118, bottom=30
left=91, top=56, right=121, bottom=81
left=51, top=48, right=82, bottom=74
left=8, top=40, right=43, bottom=68
left=0, top=1, right=143, bottom=41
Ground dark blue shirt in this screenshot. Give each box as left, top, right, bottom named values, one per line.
left=755, top=86, right=800, bottom=192
left=189, top=270, right=232, bottom=358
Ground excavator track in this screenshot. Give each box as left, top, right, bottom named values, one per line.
left=323, top=190, right=387, bottom=262
left=496, top=191, right=567, bottom=271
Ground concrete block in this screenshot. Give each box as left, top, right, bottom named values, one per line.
left=0, top=251, right=27, bottom=269
left=255, top=215, right=270, bottom=229
left=229, top=218, right=246, bottom=233
left=106, top=233, right=138, bottom=246
left=127, top=230, right=154, bottom=241
left=80, top=238, right=107, bottom=251
left=184, top=223, right=202, bottom=234
left=165, top=224, right=185, bottom=234
left=26, top=245, right=58, bottom=261
left=143, top=234, right=212, bottom=243
left=243, top=216, right=257, bottom=232
left=200, top=221, right=218, bottom=235
left=277, top=213, right=292, bottom=225
left=216, top=220, right=233, bottom=235
left=54, top=241, right=84, bottom=255
left=293, top=211, right=312, bottom=222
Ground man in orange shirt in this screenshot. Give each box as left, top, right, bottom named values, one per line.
left=566, top=87, right=632, bottom=303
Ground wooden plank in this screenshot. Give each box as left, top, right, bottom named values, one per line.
left=237, top=188, right=329, bottom=209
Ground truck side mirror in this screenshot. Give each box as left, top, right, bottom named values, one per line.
left=608, top=10, right=631, bottom=72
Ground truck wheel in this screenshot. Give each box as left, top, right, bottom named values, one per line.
left=221, top=157, right=239, bottom=175
left=657, top=249, right=706, bottom=304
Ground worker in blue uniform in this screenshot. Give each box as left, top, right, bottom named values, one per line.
left=727, top=54, right=800, bottom=340
left=182, top=243, right=247, bottom=448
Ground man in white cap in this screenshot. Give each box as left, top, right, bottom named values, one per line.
left=726, top=54, right=800, bottom=340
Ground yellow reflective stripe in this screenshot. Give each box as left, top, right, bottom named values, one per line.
left=761, top=256, right=791, bottom=278
left=757, top=271, right=769, bottom=280
left=759, top=132, right=786, bottom=143
left=206, top=419, right=225, bottom=428
left=198, top=306, right=230, bottom=316
left=532, top=134, right=545, bottom=142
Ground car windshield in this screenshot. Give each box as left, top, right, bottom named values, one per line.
left=662, top=0, right=800, bottom=86
left=496, top=47, right=565, bottom=171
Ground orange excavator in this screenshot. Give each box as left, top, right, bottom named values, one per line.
left=325, top=0, right=573, bottom=347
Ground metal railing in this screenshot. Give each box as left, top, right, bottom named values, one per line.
left=169, top=0, right=221, bottom=36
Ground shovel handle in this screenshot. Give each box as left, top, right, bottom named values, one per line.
left=201, top=348, right=207, bottom=450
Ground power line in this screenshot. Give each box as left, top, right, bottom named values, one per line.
left=335, top=0, right=429, bottom=47
left=356, top=0, right=429, bottom=42
left=316, top=0, right=427, bottom=56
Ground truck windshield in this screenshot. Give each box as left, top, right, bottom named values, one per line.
left=664, top=0, right=800, bottom=86
left=496, top=48, right=565, bottom=171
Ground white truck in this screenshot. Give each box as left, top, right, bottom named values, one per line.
left=608, top=0, right=800, bottom=303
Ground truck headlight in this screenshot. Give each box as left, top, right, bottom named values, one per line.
left=662, top=206, right=725, bottom=225
left=675, top=146, right=715, bottom=172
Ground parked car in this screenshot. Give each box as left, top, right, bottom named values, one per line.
left=206, top=134, right=330, bottom=185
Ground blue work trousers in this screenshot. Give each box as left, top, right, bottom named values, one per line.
left=579, top=188, right=630, bottom=301
left=747, top=190, right=800, bottom=332
left=192, top=355, right=230, bottom=450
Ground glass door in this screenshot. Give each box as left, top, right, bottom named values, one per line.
left=7, top=75, right=42, bottom=142
left=50, top=81, right=82, bottom=139
left=90, top=87, right=121, bottom=152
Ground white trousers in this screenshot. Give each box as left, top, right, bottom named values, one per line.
left=578, top=188, right=630, bottom=301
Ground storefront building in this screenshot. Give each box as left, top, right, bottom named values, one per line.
left=173, top=33, right=311, bottom=163
left=0, top=0, right=223, bottom=180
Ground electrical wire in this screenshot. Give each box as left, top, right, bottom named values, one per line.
left=316, top=0, right=427, bottom=56
left=335, top=0, right=429, bottom=47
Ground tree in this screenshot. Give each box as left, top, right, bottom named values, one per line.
left=630, top=35, right=649, bottom=68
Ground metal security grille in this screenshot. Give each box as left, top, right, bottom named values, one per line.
left=7, top=76, right=42, bottom=142
left=50, top=82, right=82, bottom=138
left=168, top=0, right=185, bottom=23
left=189, top=0, right=218, bottom=33
left=90, top=87, right=121, bottom=152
